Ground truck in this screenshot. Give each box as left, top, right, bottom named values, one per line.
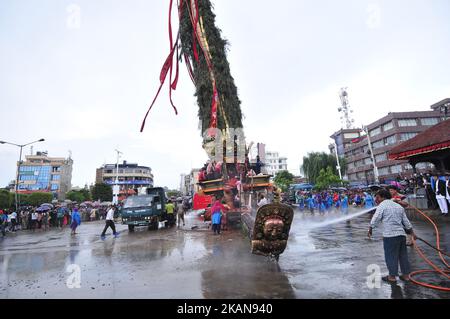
left=119, top=187, right=168, bottom=232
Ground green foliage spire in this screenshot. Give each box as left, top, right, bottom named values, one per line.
left=180, top=0, right=243, bottom=134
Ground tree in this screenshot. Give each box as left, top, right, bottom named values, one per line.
left=80, top=188, right=91, bottom=201
left=301, top=152, right=342, bottom=184
left=12, top=193, right=30, bottom=207
left=91, top=183, right=113, bottom=202
left=314, top=167, right=343, bottom=190
left=0, top=189, right=12, bottom=210
left=167, top=190, right=182, bottom=198
left=273, top=170, right=295, bottom=193
left=66, top=191, right=85, bottom=203
left=28, top=192, right=53, bottom=207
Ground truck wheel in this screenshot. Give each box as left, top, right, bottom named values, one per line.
left=128, top=225, right=135, bottom=232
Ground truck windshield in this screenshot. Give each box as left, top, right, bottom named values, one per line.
left=123, top=196, right=153, bottom=208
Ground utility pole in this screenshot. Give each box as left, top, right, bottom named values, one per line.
left=363, top=126, right=379, bottom=184
left=333, top=143, right=343, bottom=181
left=113, top=149, right=123, bottom=205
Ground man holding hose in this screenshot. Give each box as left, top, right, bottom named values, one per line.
left=368, top=189, right=417, bottom=284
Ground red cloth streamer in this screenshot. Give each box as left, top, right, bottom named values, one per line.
left=141, top=0, right=219, bottom=134
left=140, top=41, right=178, bottom=133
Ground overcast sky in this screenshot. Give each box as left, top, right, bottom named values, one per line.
left=1, top=0, right=449, bottom=190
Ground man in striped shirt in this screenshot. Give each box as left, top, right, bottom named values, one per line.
left=368, top=189, right=416, bottom=284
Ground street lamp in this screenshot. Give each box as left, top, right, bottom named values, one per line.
left=0, top=138, right=45, bottom=212
left=113, top=149, right=123, bottom=205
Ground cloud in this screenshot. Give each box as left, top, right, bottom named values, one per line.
left=366, top=3, right=382, bottom=30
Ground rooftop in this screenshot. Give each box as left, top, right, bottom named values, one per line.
left=389, top=119, right=450, bottom=160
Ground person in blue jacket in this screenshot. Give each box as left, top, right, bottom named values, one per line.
left=298, top=193, right=305, bottom=211
left=211, top=200, right=223, bottom=235
left=341, top=194, right=349, bottom=214
left=70, top=207, right=81, bottom=235
left=307, top=194, right=315, bottom=213
left=364, top=192, right=375, bottom=209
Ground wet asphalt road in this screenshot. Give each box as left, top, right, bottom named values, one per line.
left=0, top=209, right=449, bottom=299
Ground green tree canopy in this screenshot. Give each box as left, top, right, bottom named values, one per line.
left=273, top=170, right=295, bottom=193
left=91, top=183, right=113, bottom=202
left=79, top=188, right=92, bottom=201
left=301, top=152, right=345, bottom=184
left=28, top=192, right=53, bottom=207
left=66, top=190, right=86, bottom=203
left=13, top=193, right=30, bottom=207
left=0, top=189, right=12, bottom=210
left=314, top=167, right=343, bottom=190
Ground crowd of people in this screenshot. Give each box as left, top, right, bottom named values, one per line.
left=165, top=198, right=189, bottom=229
left=293, top=190, right=375, bottom=214
left=198, top=155, right=266, bottom=183
left=0, top=204, right=113, bottom=237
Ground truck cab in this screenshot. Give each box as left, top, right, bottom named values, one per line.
left=119, top=187, right=167, bottom=232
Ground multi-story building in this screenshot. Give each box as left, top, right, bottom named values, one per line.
left=95, top=161, right=154, bottom=193
left=265, top=151, right=288, bottom=175
left=336, top=108, right=444, bottom=184
left=329, top=128, right=362, bottom=157
left=16, top=151, right=73, bottom=200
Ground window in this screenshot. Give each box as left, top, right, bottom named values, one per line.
left=400, top=132, right=418, bottom=142
left=378, top=167, right=390, bottom=175
left=362, top=146, right=369, bottom=154
left=364, top=158, right=372, bottom=165
left=344, top=132, right=360, bottom=139
left=384, top=135, right=396, bottom=145
left=391, top=165, right=402, bottom=174
left=416, top=162, right=435, bottom=170
left=375, top=153, right=387, bottom=162
left=51, top=175, right=60, bottom=181
left=421, top=117, right=439, bottom=126
left=372, top=140, right=384, bottom=149
left=347, top=162, right=354, bottom=169
left=18, top=165, right=51, bottom=191
left=382, top=121, right=394, bottom=132
left=398, top=119, right=417, bottom=127
left=51, top=184, right=59, bottom=190
left=369, top=127, right=381, bottom=137
left=404, top=164, right=413, bottom=170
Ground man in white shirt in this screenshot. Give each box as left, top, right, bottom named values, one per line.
left=433, top=174, right=448, bottom=216
left=368, top=189, right=416, bottom=283
left=445, top=174, right=450, bottom=210
left=31, top=211, right=38, bottom=231
left=10, top=211, right=17, bottom=232
left=101, top=205, right=119, bottom=239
